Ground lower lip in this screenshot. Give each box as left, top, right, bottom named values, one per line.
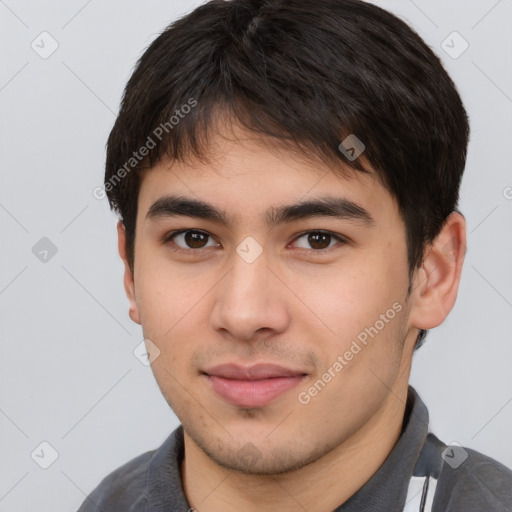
left=206, top=374, right=305, bottom=408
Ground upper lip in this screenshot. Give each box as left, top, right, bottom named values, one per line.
left=203, top=363, right=308, bottom=380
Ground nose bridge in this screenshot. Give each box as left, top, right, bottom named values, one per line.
left=225, top=242, right=272, bottom=306
left=210, top=241, right=289, bottom=339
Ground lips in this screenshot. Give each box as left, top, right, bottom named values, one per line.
left=203, top=363, right=307, bottom=408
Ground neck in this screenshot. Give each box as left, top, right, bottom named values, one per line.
left=181, top=378, right=411, bottom=512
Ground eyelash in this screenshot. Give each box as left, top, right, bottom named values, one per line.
left=162, top=229, right=349, bottom=256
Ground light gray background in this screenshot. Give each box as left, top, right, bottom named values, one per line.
left=1, top=1, right=511, bottom=510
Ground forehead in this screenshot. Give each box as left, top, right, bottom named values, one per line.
left=137, top=125, right=397, bottom=228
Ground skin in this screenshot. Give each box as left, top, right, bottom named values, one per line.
left=118, top=123, right=466, bottom=512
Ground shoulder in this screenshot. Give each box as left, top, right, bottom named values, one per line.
left=78, top=426, right=186, bottom=512
left=434, top=446, right=512, bottom=511
left=77, top=449, right=155, bottom=511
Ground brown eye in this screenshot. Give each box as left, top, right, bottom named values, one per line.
left=292, top=231, right=346, bottom=252
left=166, top=230, right=218, bottom=251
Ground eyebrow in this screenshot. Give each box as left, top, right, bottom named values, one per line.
left=145, top=194, right=375, bottom=228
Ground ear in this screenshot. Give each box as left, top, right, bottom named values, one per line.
left=408, top=211, right=466, bottom=330
left=117, top=221, right=141, bottom=325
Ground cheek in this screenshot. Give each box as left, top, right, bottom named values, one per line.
left=134, top=252, right=201, bottom=330
left=137, top=281, right=199, bottom=412
left=295, top=263, right=380, bottom=331
left=296, top=257, right=406, bottom=361
left=133, top=257, right=209, bottom=364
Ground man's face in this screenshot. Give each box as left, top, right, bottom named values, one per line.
left=128, top=125, right=418, bottom=474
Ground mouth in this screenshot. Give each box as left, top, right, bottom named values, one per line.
left=202, top=363, right=308, bottom=408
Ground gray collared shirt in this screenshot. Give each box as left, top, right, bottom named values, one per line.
left=78, top=387, right=512, bottom=511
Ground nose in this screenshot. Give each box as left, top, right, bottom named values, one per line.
left=209, top=246, right=290, bottom=342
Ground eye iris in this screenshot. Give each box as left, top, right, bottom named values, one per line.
left=185, top=231, right=208, bottom=248
left=308, top=232, right=331, bottom=250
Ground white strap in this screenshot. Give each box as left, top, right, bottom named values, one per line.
left=403, top=475, right=437, bottom=512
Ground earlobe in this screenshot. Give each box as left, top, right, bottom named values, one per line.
left=117, top=221, right=141, bottom=325
left=408, top=212, right=466, bottom=330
